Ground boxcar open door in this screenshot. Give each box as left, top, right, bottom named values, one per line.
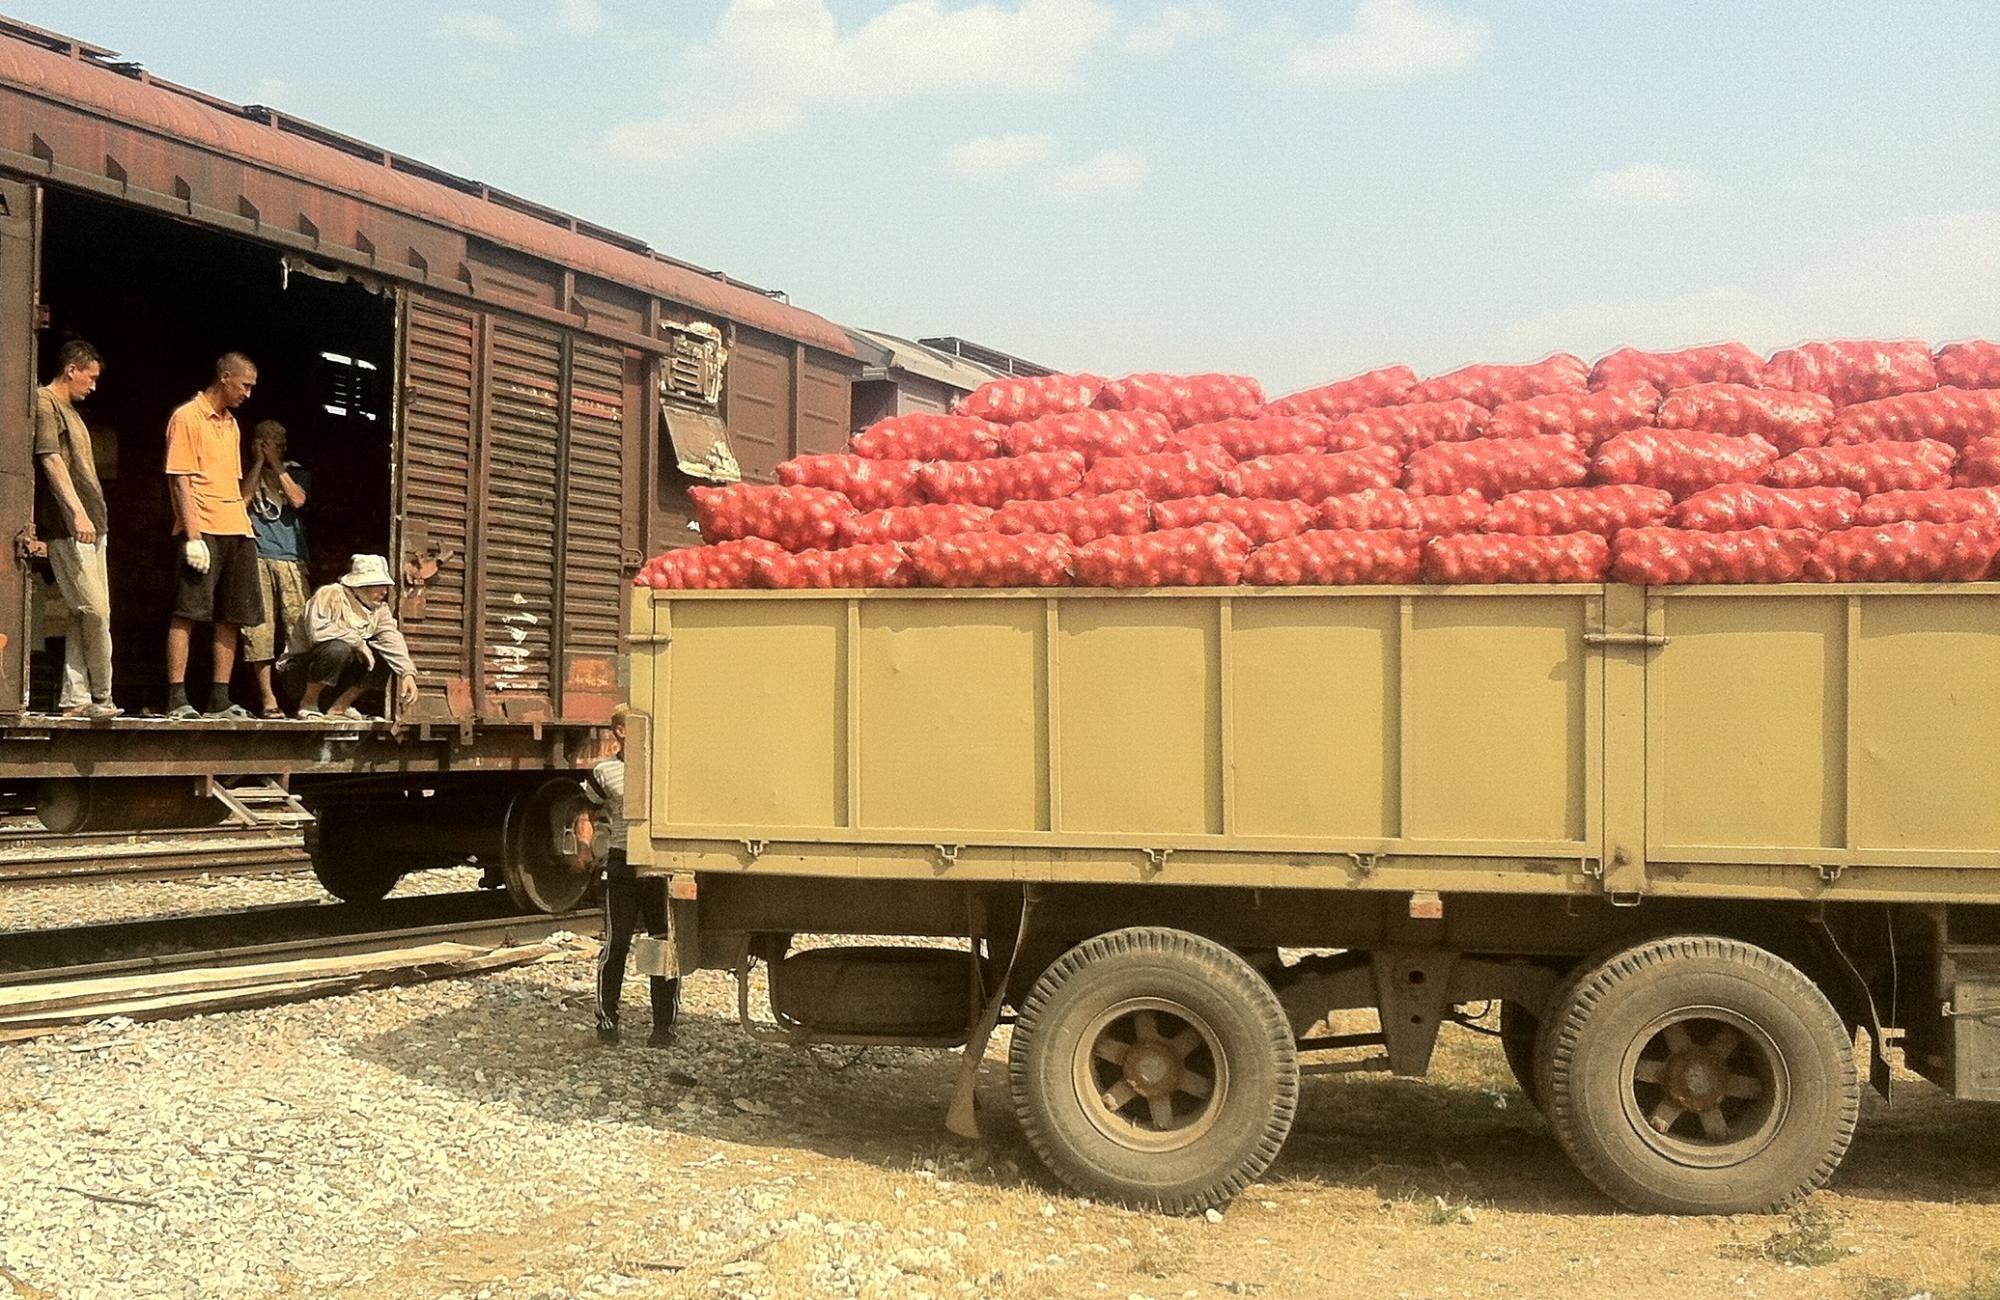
left=0, top=176, right=38, bottom=717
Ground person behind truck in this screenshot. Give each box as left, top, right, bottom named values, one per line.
left=164, top=352, right=265, bottom=719
left=34, top=339, right=117, bottom=718
left=279, top=554, right=420, bottom=720
left=239, top=420, right=311, bottom=719
left=591, top=704, right=681, bottom=1047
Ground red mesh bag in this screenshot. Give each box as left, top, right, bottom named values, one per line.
left=1655, top=384, right=1832, bottom=455
left=1484, top=382, right=1658, bottom=447
left=1935, top=341, right=2000, bottom=391
left=1324, top=400, right=1485, bottom=455
left=1764, top=440, right=1956, bottom=494
left=1223, top=445, right=1403, bottom=503
left=838, top=502, right=992, bottom=546
left=1829, top=387, right=2000, bottom=451
left=991, top=491, right=1152, bottom=545
left=956, top=373, right=1103, bottom=424
left=1404, top=435, right=1588, bottom=497
left=752, top=543, right=911, bottom=589
left=690, top=484, right=854, bottom=551
left=1410, top=354, right=1589, bottom=407
left=1081, top=447, right=1234, bottom=500
left=919, top=449, right=1086, bottom=507
left=1001, top=409, right=1172, bottom=463
left=850, top=413, right=1000, bottom=461
left=905, top=532, right=1073, bottom=587
left=775, top=455, right=922, bottom=512
left=1153, top=495, right=1317, bottom=544
left=1243, top=529, right=1423, bottom=586
left=635, top=538, right=786, bottom=590
left=1591, top=429, right=1778, bottom=498
left=1956, top=438, right=2000, bottom=487
left=1856, top=487, right=2000, bottom=526
left=1097, top=373, right=1266, bottom=427
left=1588, top=342, right=1766, bottom=392
left=1421, top=532, right=1609, bottom=583
left=1669, top=485, right=1860, bottom=533
left=1165, top=415, right=1328, bottom=459
left=1610, top=527, right=1817, bottom=585
left=1262, top=365, right=1418, bottom=420
left=1764, top=340, right=1938, bottom=407
left=1412, top=491, right=1491, bottom=536
left=1483, top=485, right=1673, bottom=537
left=1073, top=523, right=1254, bottom=588
left=1317, top=487, right=1420, bottom=530
left=1806, top=521, right=2000, bottom=582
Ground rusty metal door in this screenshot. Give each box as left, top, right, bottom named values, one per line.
left=558, top=336, right=627, bottom=720
left=394, top=291, right=479, bottom=720
left=480, top=316, right=562, bottom=717
left=0, top=178, right=40, bottom=716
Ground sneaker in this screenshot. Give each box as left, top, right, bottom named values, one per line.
left=205, top=703, right=253, bottom=720
left=295, top=705, right=326, bottom=720
left=165, top=704, right=200, bottom=721
left=82, top=700, right=122, bottom=720
left=595, top=1018, right=620, bottom=1045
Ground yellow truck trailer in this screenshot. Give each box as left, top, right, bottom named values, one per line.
left=622, top=580, right=2000, bottom=1215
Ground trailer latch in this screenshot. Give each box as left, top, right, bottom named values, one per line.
left=1582, top=631, right=1670, bottom=648
left=742, top=839, right=768, bottom=861
left=1142, top=847, right=1173, bottom=875
left=933, top=843, right=962, bottom=870
left=1817, top=863, right=1845, bottom=884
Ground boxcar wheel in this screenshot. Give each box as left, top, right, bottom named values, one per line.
left=1540, top=935, right=1859, bottom=1215
left=1499, top=1001, right=1541, bottom=1109
left=1008, top=927, right=1298, bottom=1215
left=500, top=777, right=597, bottom=914
left=304, top=807, right=401, bottom=905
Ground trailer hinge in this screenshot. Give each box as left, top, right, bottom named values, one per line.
left=1582, top=630, right=1670, bottom=649
left=1818, top=863, right=1845, bottom=884
left=1346, top=852, right=1378, bottom=878
left=1580, top=856, right=1605, bottom=879
left=741, top=839, right=767, bottom=861
left=933, top=843, right=961, bottom=870
left=1142, top=847, right=1173, bottom=876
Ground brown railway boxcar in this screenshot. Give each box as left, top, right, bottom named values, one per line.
left=0, top=18, right=859, bottom=911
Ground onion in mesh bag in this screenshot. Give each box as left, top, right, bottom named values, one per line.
left=1805, top=521, right=2000, bottom=582
left=1404, top=434, right=1588, bottom=498
left=775, top=454, right=922, bottom=512
left=1223, top=445, right=1403, bottom=503
left=1668, top=485, right=1860, bottom=533
left=1935, top=341, right=2000, bottom=391
left=1855, top=487, right=2000, bottom=526
left=904, top=532, right=1074, bottom=587
left=1482, top=485, right=1673, bottom=537
left=918, top=449, right=1086, bottom=507
left=1072, top=523, right=1254, bottom=588
left=1828, top=387, right=2000, bottom=451
left=991, top=491, right=1153, bottom=545
left=635, top=538, right=786, bottom=590
left=1763, top=339, right=1937, bottom=407
left=690, top=484, right=854, bottom=551
left=1588, top=342, right=1766, bottom=392
left=1591, top=428, right=1779, bottom=498
left=1324, top=399, right=1486, bottom=455
left=1001, top=409, right=1172, bottom=463
left=838, top=503, right=992, bottom=546
left=1242, top=529, right=1423, bottom=586
left=850, top=413, right=1000, bottom=460
left=752, top=543, right=911, bottom=589
left=1421, top=532, right=1609, bottom=583
left=956, top=373, right=1103, bottom=424
left=1152, top=494, right=1318, bottom=544
left=1484, top=382, right=1659, bottom=448
left=1654, top=384, right=1832, bottom=455
left=1610, top=527, right=1816, bottom=585
left=1097, top=373, right=1266, bottom=427
left=1410, top=354, right=1588, bottom=407
left=1763, top=439, right=1956, bottom=495
left=1081, top=446, right=1236, bottom=500
left=1261, top=364, right=1418, bottom=420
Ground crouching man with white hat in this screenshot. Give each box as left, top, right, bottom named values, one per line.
left=279, top=554, right=420, bottom=721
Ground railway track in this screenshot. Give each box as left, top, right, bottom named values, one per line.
left=0, top=891, right=601, bottom=1039
left=0, top=822, right=309, bottom=887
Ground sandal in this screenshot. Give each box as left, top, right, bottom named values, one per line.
left=296, top=705, right=326, bottom=720
left=259, top=706, right=287, bottom=720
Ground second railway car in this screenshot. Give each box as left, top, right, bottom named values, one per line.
left=0, top=19, right=863, bottom=911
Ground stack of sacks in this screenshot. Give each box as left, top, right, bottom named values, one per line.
left=633, top=338, right=2000, bottom=590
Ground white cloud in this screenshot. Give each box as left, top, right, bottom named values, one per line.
left=1286, top=0, right=1488, bottom=86
left=442, top=9, right=522, bottom=47
left=606, top=0, right=1117, bottom=167
left=946, top=132, right=1056, bottom=182
left=1581, top=163, right=1716, bottom=209
left=558, top=0, right=608, bottom=34
left=1124, top=3, right=1232, bottom=56
left=1038, top=148, right=1148, bottom=200
left=1497, top=210, right=2000, bottom=360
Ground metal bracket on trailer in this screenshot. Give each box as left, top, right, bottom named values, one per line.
left=945, top=885, right=1039, bottom=1140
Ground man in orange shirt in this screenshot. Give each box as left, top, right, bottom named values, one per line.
left=164, top=352, right=266, bottom=719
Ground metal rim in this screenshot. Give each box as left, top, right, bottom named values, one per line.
left=500, top=779, right=595, bottom=914
left=1618, top=1005, right=1788, bottom=1169
left=1071, top=996, right=1228, bottom=1153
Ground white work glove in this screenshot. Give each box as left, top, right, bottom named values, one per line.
left=182, top=539, right=211, bottom=574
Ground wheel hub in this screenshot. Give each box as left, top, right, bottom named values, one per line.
left=1622, top=1007, right=1788, bottom=1169
left=1126, top=1043, right=1179, bottom=1096
left=1071, top=997, right=1229, bottom=1153
left=1664, top=1051, right=1727, bottom=1110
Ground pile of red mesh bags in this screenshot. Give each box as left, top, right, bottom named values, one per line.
left=850, top=413, right=999, bottom=461
left=1670, top=485, right=1861, bottom=532
left=1002, top=409, right=1171, bottom=462
left=1764, top=340, right=1938, bottom=407
left=919, top=449, right=1086, bottom=506
left=1955, top=438, right=2000, bottom=487
left=991, top=491, right=1152, bottom=544
left=1484, top=383, right=1659, bottom=446
left=1099, top=373, right=1265, bottom=427
left=1300, top=487, right=1488, bottom=535
left=1483, top=485, right=1673, bottom=536
left=1224, top=446, right=1402, bottom=502
left=1655, top=384, right=1831, bottom=454
left=1411, top=354, right=1589, bottom=407
left=1592, top=429, right=1779, bottom=498
left=1153, top=495, right=1317, bottom=543
left=1829, top=388, right=2000, bottom=449
left=1243, top=529, right=1423, bottom=585
left=1936, top=341, right=2000, bottom=390
left=753, top=543, right=911, bottom=589
left=956, top=374, right=1103, bottom=424
left=775, top=454, right=921, bottom=512
left=1855, top=487, right=2000, bottom=525
left=1166, top=415, right=1328, bottom=459
left=637, top=538, right=786, bottom=589
left=840, top=503, right=991, bottom=545
left=691, top=484, right=854, bottom=551
left=1590, top=342, right=1766, bottom=392
left=1082, top=447, right=1235, bottom=499
left=1404, top=435, right=1588, bottom=497
left=1422, top=532, right=1609, bottom=583
left=1806, top=521, right=2000, bottom=582
left=1765, top=440, right=1956, bottom=494
left=1072, top=523, right=1254, bottom=588
left=1324, top=400, right=1485, bottom=455
left=1611, top=527, right=1816, bottom=585
left=905, top=532, right=1073, bottom=587
left=1262, top=364, right=1417, bottom=420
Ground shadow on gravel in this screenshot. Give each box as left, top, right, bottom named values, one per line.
left=350, top=977, right=2000, bottom=1214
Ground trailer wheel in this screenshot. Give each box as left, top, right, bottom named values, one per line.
left=1008, top=927, right=1298, bottom=1214
left=500, top=778, right=597, bottom=914
left=304, top=807, right=401, bottom=904
left=1498, top=1002, right=1541, bottom=1109
left=1541, top=935, right=1859, bottom=1215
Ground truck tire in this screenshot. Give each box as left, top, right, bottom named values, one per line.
left=1499, top=1001, right=1541, bottom=1109
left=304, top=808, right=401, bottom=905
left=1539, top=935, right=1859, bottom=1215
left=1008, top=927, right=1298, bottom=1214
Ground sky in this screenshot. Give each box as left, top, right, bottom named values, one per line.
left=19, top=1, right=2000, bottom=394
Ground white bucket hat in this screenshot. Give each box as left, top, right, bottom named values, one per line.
left=339, top=554, right=395, bottom=589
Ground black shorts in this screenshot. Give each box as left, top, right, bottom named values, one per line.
left=173, top=533, right=267, bottom=626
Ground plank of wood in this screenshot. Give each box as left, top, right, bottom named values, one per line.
left=0, top=941, right=496, bottom=1013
